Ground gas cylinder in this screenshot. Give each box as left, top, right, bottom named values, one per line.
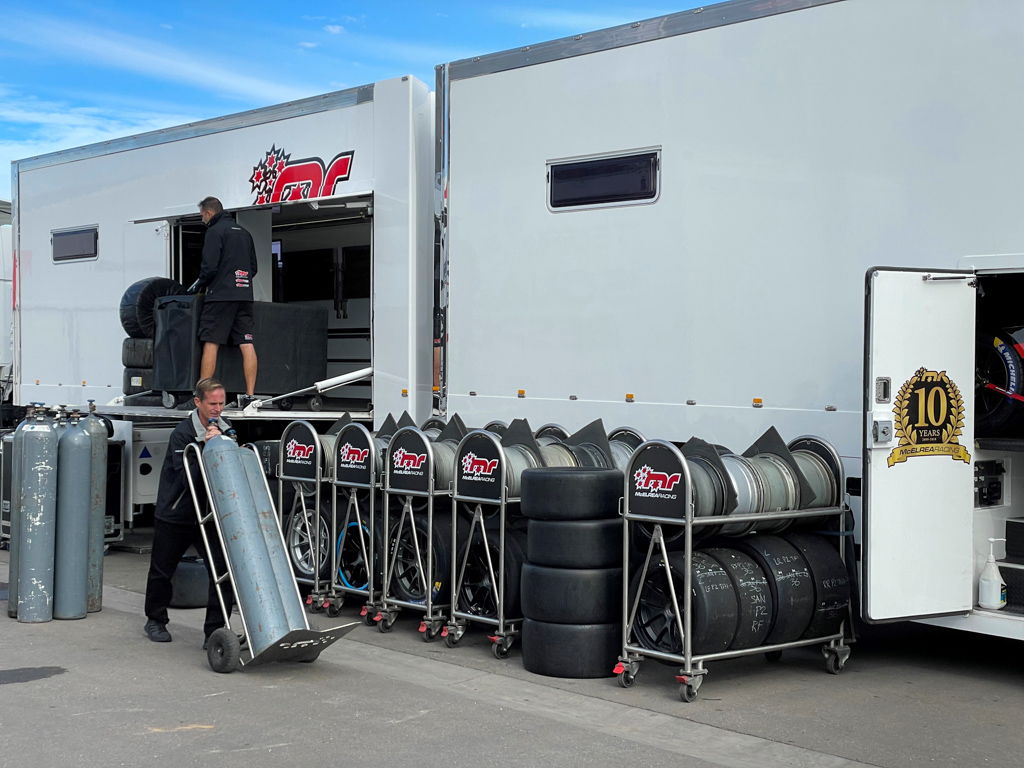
left=16, top=409, right=59, bottom=623
left=83, top=400, right=110, bottom=612
left=53, top=412, right=92, bottom=620
left=202, top=436, right=292, bottom=655
left=7, top=403, right=37, bottom=619
left=238, top=445, right=307, bottom=631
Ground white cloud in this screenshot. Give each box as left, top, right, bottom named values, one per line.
left=0, top=92, right=203, bottom=200
left=160, top=23, right=173, bottom=30
left=324, top=25, right=344, bottom=34
left=298, top=41, right=318, bottom=49
left=0, top=14, right=315, bottom=105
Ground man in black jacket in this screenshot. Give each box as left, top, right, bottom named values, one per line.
left=143, top=378, right=236, bottom=645
left=190, top=196, right=259, bottom=406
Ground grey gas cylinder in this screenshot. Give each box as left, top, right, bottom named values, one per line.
left=202, top=436, right=292, bottom=655
left=6, top=404, right=36, bottom=619
left=16, top=413, right=59, bottom=623
left=54, top=418, right=92, bottom=620
left=238, top=446, right=307, bottom=631
left=83, top=403, right=109, bottom=612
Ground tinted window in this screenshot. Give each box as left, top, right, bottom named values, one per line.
left=549, top=152, right=658, bottom=209
left=53, top=228, right=98, bottom=262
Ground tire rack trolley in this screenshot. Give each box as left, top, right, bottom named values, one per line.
left=615, top=438, right=851, bottom=702
left=277, top=420, right=330, bottom=611
left=183, top=439, right=357, bottom=673
left=329, top=421, right=381, bottom=624
left=376, top=425, right=451, bottom=639
left=445, top=429, right=521, bottom=659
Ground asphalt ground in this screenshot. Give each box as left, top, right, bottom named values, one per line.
left=2, top=548, right=1023, bottom=768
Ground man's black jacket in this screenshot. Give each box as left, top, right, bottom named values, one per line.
left=154, top=411, right=232, bottom=524
left=196, top=212, right=257, bottom=302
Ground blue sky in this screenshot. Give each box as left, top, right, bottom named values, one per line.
left=0, top=1, right=690, bottom=201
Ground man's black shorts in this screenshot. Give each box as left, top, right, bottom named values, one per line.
left=198, top=301, right=255, bottom=346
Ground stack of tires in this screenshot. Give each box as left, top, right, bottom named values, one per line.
left=520, top=467, right=624, bottom=678
left=630, top=532, right=849, bottom=664
left=119, top=277, right=182, bottom=402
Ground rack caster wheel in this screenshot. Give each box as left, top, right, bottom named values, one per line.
left=325, top=601, right=344, bottom=618
left=420, top=621, right=442, bottom=642
left=823, top=645, right=850, bottom=675
left=676, top=674, right=702, bottom=703
left=680, top=683, right=699, bottom=703
left=491, top=639, right=513, bottom=660
left=444, top=627, right=461, bottom=648
left=361, top=608, right=377, bottom=627
left=617, top=670, right=636, bottom=689
left=377, top=616, right=394, bottom=633
left=305, top=595, right=324, bottom=614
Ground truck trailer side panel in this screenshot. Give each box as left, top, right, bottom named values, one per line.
left=441, top=0, right=1024, bottom=459
left=13, top=77, right=433, bottom=424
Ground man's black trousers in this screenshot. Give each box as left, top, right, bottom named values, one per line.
left=144, top=517, right=235, bottom=640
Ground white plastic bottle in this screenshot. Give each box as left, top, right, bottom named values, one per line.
left=978, top=537, right=1007, bottom=610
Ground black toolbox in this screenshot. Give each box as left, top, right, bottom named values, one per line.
left=152, top=295, right=327, bottom=397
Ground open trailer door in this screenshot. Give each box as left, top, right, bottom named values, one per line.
left=863, top=267, right=976, bottom=622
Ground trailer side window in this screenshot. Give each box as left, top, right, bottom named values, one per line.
left=548, top=151, right=660, bottom=210
left=52, top=227, right=98, bottom=262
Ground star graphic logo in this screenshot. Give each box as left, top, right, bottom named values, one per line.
left=249, top=145, right=291, bottom=203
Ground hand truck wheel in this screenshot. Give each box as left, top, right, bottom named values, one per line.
left=206, top=628, right=241, bottom=674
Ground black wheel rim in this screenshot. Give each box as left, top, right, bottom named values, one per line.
left=457, top=532, right=498, bottom=617
left=634, top=565, right=683, bottom=655
left=391, top=524, right=432, bottom=602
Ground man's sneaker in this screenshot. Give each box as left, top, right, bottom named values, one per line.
left=236, top=394, right=257, bottom=408
left=144, top=619, right=172, bottom=643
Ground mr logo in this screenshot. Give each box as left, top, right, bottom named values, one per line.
left=461, top=452, right=499, bottom=477
left=249, top=145, right=354, bottom=205
left=338, top=443, right=370, bottom=464
left=392, top=447, right=427, bottom=470
left=633, top=464, right=682, bottom=492
left=285, top=439, right=315, bottom=460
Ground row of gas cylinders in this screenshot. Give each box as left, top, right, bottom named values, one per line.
left=6, top=403, right=109, bottom=622
left=285, top=412, right=843, bottom=534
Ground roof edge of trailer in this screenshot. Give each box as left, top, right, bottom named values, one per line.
left=444, top=0, right=845, bottom=81
left=13, top=82, right=378, bottom=174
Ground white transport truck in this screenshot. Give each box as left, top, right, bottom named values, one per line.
left=11, top=77, right=434, bottom=421
left=9, top=0, right=1024, bottom=639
